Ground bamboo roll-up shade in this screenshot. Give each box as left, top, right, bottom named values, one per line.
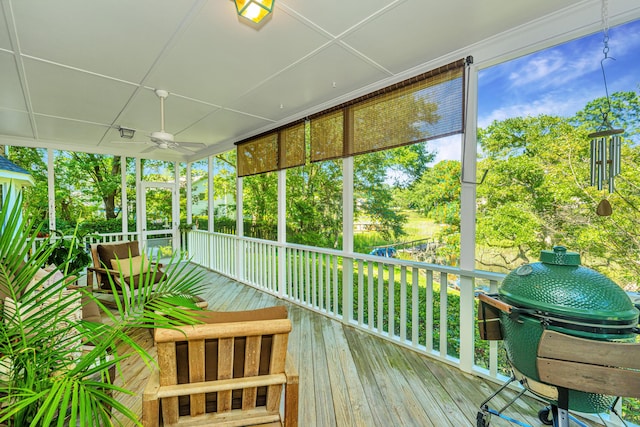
left=350, top=65, right=464, bottom=156
left=236, top=58, right=467, bottom=174
left=280, top=122, right=306, bottom=170
left=237, top=133, right=278, bottom=177
left=310, top=110, right=344, bottom=163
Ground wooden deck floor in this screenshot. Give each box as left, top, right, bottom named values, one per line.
left=110, top=267, right=554, bottom=426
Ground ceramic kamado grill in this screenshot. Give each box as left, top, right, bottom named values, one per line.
left=476, top=246, right=640, bottom=427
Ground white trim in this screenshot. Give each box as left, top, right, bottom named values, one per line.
left=135, top=158, right=142, bottom=238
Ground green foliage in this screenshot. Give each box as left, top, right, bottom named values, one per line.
left=474, top=93, right=640, bottom=286
left=572, top=91, right=640, bottom=139
left=0, top=194, right=206, bottom=426
left=407, top=160, right=461, bottom=226
left=6, top=146, right=49, bottom=223
left=55, top=152, right=122, bottom=220
left=243, top=172, right=279, bottom=241
left=46, top=228, right=96, bottom=275
left=287, top=161, right=344, bottom=248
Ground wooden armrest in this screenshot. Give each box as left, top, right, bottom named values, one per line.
left=88, top=266, right=119, bottom=275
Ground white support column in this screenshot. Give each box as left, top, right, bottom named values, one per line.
left=47, top=148, right=55, bottom=232
left=342, top=156, right=354, bottom=323
left=173, top=161, right=180, bottom=251
left=208, top=156, right=214, bottom=232
left=135, top=158, right=142, bottom=241
left=458, top=63, right=479, bottom=373
left=120, top=156, right=127, bottom=234
left=235, top=176, right=244, bottom=282
left=186, top=162, right=192, bottom=226
left=277, top=169, right=286, bottom=298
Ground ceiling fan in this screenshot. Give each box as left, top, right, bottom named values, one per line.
left=115, top=89, right=206, bottom=154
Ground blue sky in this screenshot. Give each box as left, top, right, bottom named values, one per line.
left=478, top=18, right=640, bottom=128
left=427, top=18, right=640, bottom=165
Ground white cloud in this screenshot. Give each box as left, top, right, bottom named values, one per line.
left=427, top=135, right=462, bottom=164
left=478, top=19, right=640, bottom=130
left=478, top=94, right=589, bottom=129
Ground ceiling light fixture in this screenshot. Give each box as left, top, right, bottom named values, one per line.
left=119, top=127, right=135, bottom=139
left=234, top=0, right=274, bottom=24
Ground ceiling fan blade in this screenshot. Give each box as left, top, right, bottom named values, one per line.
left=141, top=145, right=158, bottom=153
left=110, top=140, right=151, bottom=145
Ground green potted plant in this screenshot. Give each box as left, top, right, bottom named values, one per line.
left=0, top=195, right=207, bottom=426
left=46, top=228, right=98, bottom=275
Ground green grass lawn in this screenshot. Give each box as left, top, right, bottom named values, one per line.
left=354, top=209, right=441, bottom=254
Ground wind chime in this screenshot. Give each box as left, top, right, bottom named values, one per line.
left=589, top=0, right=624, bottom=217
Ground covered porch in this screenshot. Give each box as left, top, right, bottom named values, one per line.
left=2, top=1, right=640, bottom=425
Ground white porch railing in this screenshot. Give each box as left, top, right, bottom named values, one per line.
left=185, top=230, right=636, bottom=426
left=32, top=228, right=631, bottom=425
left=32, top=231, right=141, bottom=253
left=185, top=230, right=505, bottom=379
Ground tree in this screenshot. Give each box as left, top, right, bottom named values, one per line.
left=408, top=160, right=461, bottom=226
left=243, top=172, right=278, bottom=240
left=472, top=91, right=640, bottom=289
left=55, top=152, right=122, bottom=220
left=571, top=91, right=640, bottom=287
left=573, top=91, right=640, bottom=140
left=6, top=146, right=49, bottom=223
left=475, top=115, right=590, bottom=271
left=287, top=161, right=343, bottom=248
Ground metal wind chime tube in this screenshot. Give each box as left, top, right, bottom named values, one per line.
left=589, top=129, right=622, bottom=193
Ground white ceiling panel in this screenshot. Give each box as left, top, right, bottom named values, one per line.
left=145, top=0, right=331, bottom=105
left=279, top=0, right=396, bottom=36
left=342, top=0, right=581, bottom=74
left=24, top=58, right=137, bottom=125
left=11, top=0, right=198, bottom=83
left=0, top=110, right=33, bottom=138
left=34, top=115, right=110, bottom=146
left=0, top=51, right=26, bottom=111
left=116, top=89, right=220, bottom=141
left=178, top=108, right=274, bottom=145
left=230, top=43, right=389, bottom=120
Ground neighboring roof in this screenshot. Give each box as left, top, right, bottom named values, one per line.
left=0, top=155, right=34, bottom=186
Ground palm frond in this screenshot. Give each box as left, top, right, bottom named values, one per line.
left=1, top=193, right=208, bottom=426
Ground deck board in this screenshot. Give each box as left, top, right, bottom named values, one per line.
left=111, top=266, right=555, bottom=426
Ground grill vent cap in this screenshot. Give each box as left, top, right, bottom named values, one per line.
left=540, top=245, right=580, bottom=266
